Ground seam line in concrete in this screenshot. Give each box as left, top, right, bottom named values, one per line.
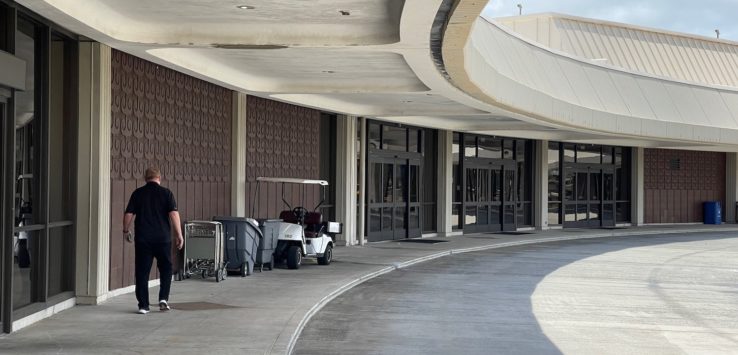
left=285, top=227, right=738, bottom=354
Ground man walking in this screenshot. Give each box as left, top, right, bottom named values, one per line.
left=123, top=167, right=184, bottom=314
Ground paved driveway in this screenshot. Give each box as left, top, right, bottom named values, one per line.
left=295, top=233, right=738, bottom=355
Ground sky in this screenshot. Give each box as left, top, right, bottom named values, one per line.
left=482, top=0, right=738, bottom=41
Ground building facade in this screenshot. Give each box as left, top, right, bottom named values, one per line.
left=0, top=0, right=737, bottom=333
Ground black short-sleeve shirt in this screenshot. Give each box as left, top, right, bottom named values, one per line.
left=125, top=182, right=178, bottom=242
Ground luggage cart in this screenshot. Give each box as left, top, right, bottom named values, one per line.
left=183, top=221, right=227, bottom=282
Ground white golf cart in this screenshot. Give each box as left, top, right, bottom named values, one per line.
left=254, top=177, right=341, bottom=269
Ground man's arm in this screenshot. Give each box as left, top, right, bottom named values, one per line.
left=123, top=213, right=134, bottom=243
left=169, top=210, right=183, bottom=250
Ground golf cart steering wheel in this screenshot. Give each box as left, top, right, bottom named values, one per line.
left=292, top=207, right=308, bottom=224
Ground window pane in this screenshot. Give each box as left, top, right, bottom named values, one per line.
left=452, top=204, right=461, bottom=230
left=464, top=134, right=477, bottom=158
left=465, top=206, right=477, bottom=226
left=577, top=144, right=601, bottom=164
left=409, top=165, right=418, bottom=203
left=382, top=207, right=392, bottom=231
left=564, top=172, right=575, bottom=201
left=395, top=164, right=406, bottom=203
left=466, top=168, right=478, bottom=202
left=49, top=37, right=74, bottom=222
left=503, top=139, right=514, bottom=160
left=602, top=147, right=614, bottom=165
left=382, top=163, right=394, bottom=203
left=490, top=170, right=501, bottom=202
left=369, top=163, right=382, bottom=203
left=616, top=202, right=631, bottom=223
left=478, top=206, right=489, bottom=225
left=383, top=125, right=407, bottom=151
left=452, top=133, right=460, bottom=163
left=604, top=173, right=614, bottom=201
left=576, top=172, right=588, bottom=201
left=453, top=164, right=461, bottom=203
left=565, top=204, right=576, bottom=222
left=504, top=170, right=515, bottom=202
left=369, top=208, right=381, bottom=232
left=15, top=19, right=39, bottom=226
left=548, top=168, right=560, bottom=202
left=368, top=123, right=381, bottom=149
left=548, top=203, right=561, bottom=225
left=395, top=207, right=406, bottom=230
left=13, top=230, right=39, bottom=309
left=48, top=226, right=75, bottom=297
left=590, top=204, right=600, bottom=222
left=479, top=169, right=489, bottom=201
left=590, top=172, right=601, bottom=201
left=563, top=143, right=575, bottom=163
left=478, top=136, right=501, bottom=159
left=408, top=128, right=420, bottom=153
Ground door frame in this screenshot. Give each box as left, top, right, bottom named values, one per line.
left=462, top=159, right=517, bottom=233
left=366, top=152, right=423, bottom=242
left=563, top=165, right=616, bottom=228
left=1, top=90, right=13, bottom=333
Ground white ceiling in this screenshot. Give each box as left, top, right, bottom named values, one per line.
left=14, top=0, right=738, bottom=151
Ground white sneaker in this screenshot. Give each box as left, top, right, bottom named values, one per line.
left=137, top=308, right=150, bottom=314
left=159, top=300, right=170, bottom=311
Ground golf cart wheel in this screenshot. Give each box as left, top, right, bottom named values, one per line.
left=240, top=263, right=247, bottom=277
left=201, top=269, right=207, bottom=279
left=286, top=245, right=301, bottom=269
left=215, top=269, right=221, bottom=283
left=318, top=245, right=332, bottom=266
left=221, top=267, right=227, bottom=281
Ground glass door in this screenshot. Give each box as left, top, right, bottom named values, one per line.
left=564, top=168, right=605, bottom=228
left=602, top=169, right=616, bottom=227
left=501, top=166, right=516, bottom=231
left=463, top=163, right=516, bottom=233
left=366, top=157, right=421, bottom=241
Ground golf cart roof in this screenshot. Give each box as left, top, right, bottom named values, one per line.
left=256, top=177, right=329, bottom=186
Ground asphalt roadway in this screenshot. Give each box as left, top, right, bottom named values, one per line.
left=295, top=232, right=738, bottom=355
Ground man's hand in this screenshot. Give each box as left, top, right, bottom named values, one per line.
left=124, top=231, right=134, bottom=243
left=175, top=235, right=184, bottom=250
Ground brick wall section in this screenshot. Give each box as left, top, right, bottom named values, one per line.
left=244, top=95, right=322, bottom=219
left=644, top=149, right=725, bottom=224
left=109, top=49, right=232, bottom=290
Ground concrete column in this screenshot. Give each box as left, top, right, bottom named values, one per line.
left=334, top=115, right=358, bottom=246
left=231, top=92, right=247, bottom=216
left=75, top=43, right=112, bottom=305
left=437, top=130, right=453, bottom=236
left=357, top=118, right=367, bottom=245
left=534, top=140, right=549, bottom=230
left=631, top=147, right=645, bottom=226
left=725, top=153, right=737, bottom=223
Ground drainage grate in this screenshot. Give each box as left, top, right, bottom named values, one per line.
left=168, top=302, right=240, bottom=311
left=396, top=239, right=449, bottom=244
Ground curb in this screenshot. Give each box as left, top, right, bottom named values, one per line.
left=285, top=227, right=738, bottom=354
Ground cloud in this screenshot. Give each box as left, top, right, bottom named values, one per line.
left=483, top=0, right=738, bottom=40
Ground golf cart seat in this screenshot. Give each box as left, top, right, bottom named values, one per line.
left=304, top=212, right=324, bottom=238
left=279, top=210, right=299, bottom=224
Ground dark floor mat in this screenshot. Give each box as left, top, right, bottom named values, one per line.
left=494, top=231, right=533, bottom=235
left=602, top=227, right=627, bottom=230
left=396, top=239, right=449, bottom=244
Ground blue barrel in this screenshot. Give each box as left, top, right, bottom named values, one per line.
left=703, top=201, right=722, bottom=225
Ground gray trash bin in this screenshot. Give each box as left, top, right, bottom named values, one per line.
left=258, top=219, right=282, bottom=270
left=214, top=216, right=262, bottom=277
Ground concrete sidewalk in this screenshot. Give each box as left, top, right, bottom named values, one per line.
left=2, top=225, right=738, bottom=355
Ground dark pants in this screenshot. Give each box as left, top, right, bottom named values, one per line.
left=135, top=239, right=172, bottom=309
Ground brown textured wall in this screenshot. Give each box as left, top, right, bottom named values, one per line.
left=644, top=149, right=725, bottom=224
left=244, top=96, right=322, bottom=219
left=109, top=50, right=233, bottom=290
